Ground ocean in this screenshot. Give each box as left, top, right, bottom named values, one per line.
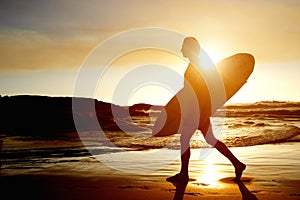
left=1, top=101, right=300, bottom=175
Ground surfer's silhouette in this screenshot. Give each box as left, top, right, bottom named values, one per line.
left=166, top=37, right=246, bottom=183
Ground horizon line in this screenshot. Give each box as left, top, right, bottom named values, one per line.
left=1, top=94, right=300, bottom=107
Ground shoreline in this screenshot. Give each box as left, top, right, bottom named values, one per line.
left=1, top=143, right=300, bottom=199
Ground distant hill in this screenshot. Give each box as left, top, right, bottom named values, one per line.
left=0, top=95, right=162, bottom=136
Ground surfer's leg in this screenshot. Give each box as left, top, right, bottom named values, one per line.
left=166, top=130, right=193, bottom=182
left=179, top=132, right=192, bottom=176
left=201, top=119, right=246, bottom=179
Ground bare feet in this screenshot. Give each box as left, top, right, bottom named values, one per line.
left=234, top=162, right=246, bottom=180
left=166, top=173, right=189, bottom=183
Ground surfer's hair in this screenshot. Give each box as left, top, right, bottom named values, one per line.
left=183, top=37, right=200, bottom=55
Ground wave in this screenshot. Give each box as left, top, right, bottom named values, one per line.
left=226, top=101, right=300, bottom=109
left=2, top=126, right=300, bottom=171
left=222, top=109, right=300, bottom=118
left=221, top=125, right=300, bottom=147
left=78, top=125, right=300, bottom=150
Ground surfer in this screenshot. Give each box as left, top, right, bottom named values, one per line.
left=166, top=37, right=246, bottom=183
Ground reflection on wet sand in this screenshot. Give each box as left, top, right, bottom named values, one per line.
left=234, top=179, right=258, bottom=200
left=171, top=181, right=188, bottom=200
left=171, top=177, right=258, bottom=200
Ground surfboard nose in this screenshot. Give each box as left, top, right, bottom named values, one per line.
left=240, top=53, right=255, bottom=71
left=246, top=53, right=255, bottom=67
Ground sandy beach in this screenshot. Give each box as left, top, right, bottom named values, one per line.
left=1, top=0, right=300, bottom=199
left=2, top=143, right=299, bottom=200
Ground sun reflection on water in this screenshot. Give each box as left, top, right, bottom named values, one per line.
left=194, top=159, right=222, bottom=188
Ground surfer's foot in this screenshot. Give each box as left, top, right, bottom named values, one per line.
left=166, top=173, right=189, bottom=183
left=234, top=162, right=246, bottom=180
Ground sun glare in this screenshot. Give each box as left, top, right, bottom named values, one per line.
left=205, top=49, right=223, bottom=64
left=208, top=52, right=222, bottom=64
left=195, top=159, right=222, bottom=188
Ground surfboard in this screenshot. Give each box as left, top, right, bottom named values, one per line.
left=152, top=53, right=255, bottom=137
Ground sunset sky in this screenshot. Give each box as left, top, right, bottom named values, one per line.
left=0, top=0, right=299, bottom=105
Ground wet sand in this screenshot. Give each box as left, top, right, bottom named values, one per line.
left=1, top=143, right=300, bottom=199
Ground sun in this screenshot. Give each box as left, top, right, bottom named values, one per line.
left=206, top=50, right=223, bottom=64
left=202, top=43, right=224, bottom=64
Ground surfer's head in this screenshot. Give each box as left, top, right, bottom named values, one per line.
left=181, top=37, right=200, bottom=59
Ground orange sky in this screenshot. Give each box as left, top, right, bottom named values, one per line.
left=0, top=0, right=299, bottom=105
